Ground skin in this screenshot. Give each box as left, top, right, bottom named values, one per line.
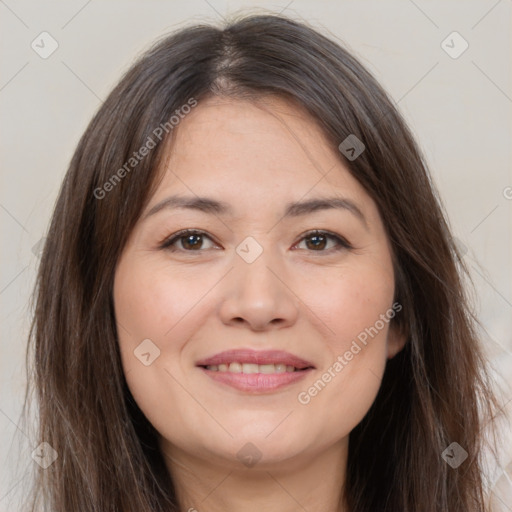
left=113, top=95, right=406, bottom=512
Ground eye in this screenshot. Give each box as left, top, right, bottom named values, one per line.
left=160, top=229, right=218, bottom=252
left=159, top=229, right=352, bottom=254
left=293, top=230, right=352, bottom=252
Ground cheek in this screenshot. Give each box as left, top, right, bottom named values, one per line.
left=295, top=258, right=394, bottom=430
left=113, top=256, right=212, bottom=350
left=304, top=255, right=394, bottom=356
left=113, top=256, right=216, bottom=441
left=112, top=254, right=207, bottom=405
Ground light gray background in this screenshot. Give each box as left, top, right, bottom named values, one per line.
left=1, top=1, right=511, bottom=510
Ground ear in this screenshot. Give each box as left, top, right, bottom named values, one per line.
left=386, top=322, right=408, bottom=359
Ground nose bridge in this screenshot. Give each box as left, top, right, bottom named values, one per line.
left=234, top=238, right=285, bottom=301
left=236, top=243, right=279, bottom=292
left=217, top=236, right=299, bottom=330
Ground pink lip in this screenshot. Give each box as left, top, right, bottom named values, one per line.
left=195, top=349, right=314, bottom=369
left=200, top=369, right=313, bottom=392
left=196, top=349, right=315, bottom=393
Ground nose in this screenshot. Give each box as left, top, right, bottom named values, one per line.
left=218, top=249, right=300, bottom=332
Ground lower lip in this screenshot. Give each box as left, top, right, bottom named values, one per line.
left=199, top=368, right=313, bottom=393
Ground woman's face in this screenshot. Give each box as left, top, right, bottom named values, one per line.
left=113, top=95, right=405, bottom=470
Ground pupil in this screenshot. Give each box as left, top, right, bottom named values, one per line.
left=307, top=234, right=326, bottom=250
left=184, top=234, right=201, bottom=249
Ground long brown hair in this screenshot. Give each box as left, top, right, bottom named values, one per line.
left=22, top=13, right=499, bottom=512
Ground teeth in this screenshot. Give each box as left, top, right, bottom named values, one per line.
left=243, top=363, right=259, bottom=374
left=260, top=364, right=276, bottom=374
left=205, top=362, right=302, bottom=373
left=229, top=362, right=242, bottom=373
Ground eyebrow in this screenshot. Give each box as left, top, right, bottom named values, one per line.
left=143, top=194, right=367, bottom=226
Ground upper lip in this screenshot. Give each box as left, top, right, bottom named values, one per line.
left=196, top=349, right=315, bottom=369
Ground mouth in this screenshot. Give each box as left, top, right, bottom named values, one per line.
left=196, top=349, right=315, bottom=393
left=201, top=362, right=307, bottom=373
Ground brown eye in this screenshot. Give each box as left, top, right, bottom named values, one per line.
left=305, top=233, right=328, bottom=250
left=294, top=230, right=351, bottom=252
left=161, top=230, right=217, bottom=252
left=180, top=233, right=203, bottom=250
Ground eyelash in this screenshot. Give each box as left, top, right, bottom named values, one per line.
left=158, top=228, right=352, bottom=254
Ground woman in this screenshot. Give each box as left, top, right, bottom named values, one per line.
left=23, top=13, right=500, bottom=512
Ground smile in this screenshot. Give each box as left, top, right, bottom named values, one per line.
left=196, top=349, right=315, bottom=393
left=204, top=362, right=302, bottom=373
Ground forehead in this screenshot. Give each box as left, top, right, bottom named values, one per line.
left=167, top=95, right=334, bottom=177
left=152, top=95, right=372, bottom=217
